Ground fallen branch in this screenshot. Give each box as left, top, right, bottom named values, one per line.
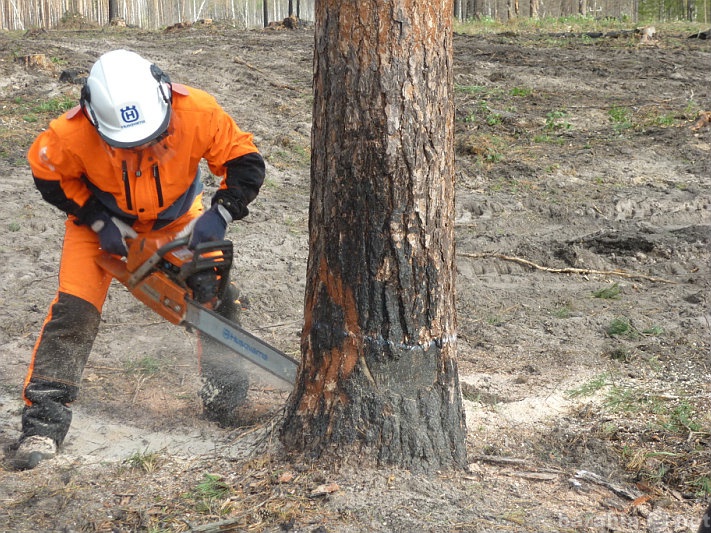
left=233, top=55, right=263, bottom=73
left=572, top=470, right=641, bottom=500
left=459, top=252, right=676, bottom=284
left=469, top=455, right=528, bottom=466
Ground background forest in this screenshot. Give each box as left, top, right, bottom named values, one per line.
left=0, top=0, right=709, bottom=31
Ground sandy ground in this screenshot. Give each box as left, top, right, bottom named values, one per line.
left=0, top=21, right=709, bottom=532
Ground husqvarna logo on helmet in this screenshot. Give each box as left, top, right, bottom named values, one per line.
left=119, top=105, right=146, bottom=128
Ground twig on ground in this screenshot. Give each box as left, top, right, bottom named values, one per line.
left=189, top=495, right=275, bottom=532
left=573, top=470, right=641, bottom=500
left=459, top=252, right=677, bottom=284
left=232, top=55, right=263, bottom=73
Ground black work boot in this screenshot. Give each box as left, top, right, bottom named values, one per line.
left=11, top=435, right=58, bottom=470
left=12, top=379, right=76, bottom=470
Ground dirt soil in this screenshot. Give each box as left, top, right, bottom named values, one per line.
left=0, top=22, right=709, bottom=533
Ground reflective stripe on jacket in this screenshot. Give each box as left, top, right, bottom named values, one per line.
left=28, top=84, right=261, bottom=230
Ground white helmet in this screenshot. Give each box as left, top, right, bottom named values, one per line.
left=81, top=49, right=172, bottom=148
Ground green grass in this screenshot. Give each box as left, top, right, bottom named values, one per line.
left=184, top=473, right=234, bottom=515
left=552, top=304, right=572, bottom=318
left=606, top=317, right=634, bottom=337
left=693, top=477, right=711, bottom=497
left=5, top=95, right=77, bottom=124
left=34, top=96, right=76, bottom=114
left=510, top=86, right=533, bottom=97
left=608, top=106, right=633, bottom=133
left=124, top=450, right=161, bottom=473
left=453, top=16, right=708, bottom=37
left=566, top=373, right=610, bottom=398
left=544, top=109, right=571, bottom=132
left=124, top=356, right=161, bottom=376
left=592, top=283, right=621, bottom=299
left=455, top=84, right=491, bottom=95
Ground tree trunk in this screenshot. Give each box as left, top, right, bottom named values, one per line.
left=280, top=0, right=467, bottom=473
left=530, top=0, right=539, bottom=17
left=263, top=0, right=268, bottom=27
left=109, top=0, right=119, bottom=23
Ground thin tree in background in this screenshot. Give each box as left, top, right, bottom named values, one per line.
left=109, top=0, right=119, bottom=22
left=280, top=0, right=467, bottom=472
left=530, top=0, right=539, bottom=17
left=263, top=0, right=268, bottom=26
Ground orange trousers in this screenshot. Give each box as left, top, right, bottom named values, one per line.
left=23, top=201, right=203, bottom=403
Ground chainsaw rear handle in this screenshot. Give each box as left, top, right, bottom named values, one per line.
left=180, top=239, right=233, bottom=289
left=179, top=239, right=234, bottom=304
left=126, top=237, right=233, bottom=291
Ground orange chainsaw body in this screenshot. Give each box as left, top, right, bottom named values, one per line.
left=97, top=235, right=233, bottom=325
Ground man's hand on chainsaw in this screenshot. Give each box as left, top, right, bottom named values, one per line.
left=188, top=204, right=232, bottom=249
left=91, top=214, right=137, bottom=256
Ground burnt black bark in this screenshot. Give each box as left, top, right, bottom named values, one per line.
left=281, top=0, right=467, bottom=473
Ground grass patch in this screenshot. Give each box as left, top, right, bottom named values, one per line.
left=184, top=473, right=234, bottom=516
left=124, top=356, right=161, bottom=376
left=455, top=84, right=491, bottom=95
left=2, top=95, right=77, bottom=124
left=544, top=109, right=572, bottom=132
left=552, top=304, right=572, bottom=318
left=124, top=449, right=161, bottom=473
left=453, top=17, right=708, bottom=38
left=566, top=373, right=610, bottom=398
left=510, top=86, right=533, bottom=97
left=592, top=283, right=621, bottom=299
left=606, top=316, right=634, bottom=337
left=608, top=105, right=633, bottom=133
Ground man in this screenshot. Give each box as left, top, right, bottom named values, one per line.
left=11, top=49, right=265, bottom=469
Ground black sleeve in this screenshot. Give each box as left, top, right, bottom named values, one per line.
left=33, top=174, right=81, bottom=216
left=212, top=152, right=266, bottom=220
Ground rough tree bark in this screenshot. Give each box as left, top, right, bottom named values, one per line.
left=280, top=0, right=467, bottom=473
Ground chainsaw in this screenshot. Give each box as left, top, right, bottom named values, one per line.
left=96, top=235, right=298, bottom=384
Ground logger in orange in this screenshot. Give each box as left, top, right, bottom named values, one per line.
left=11, top=49, right=265, bottom=469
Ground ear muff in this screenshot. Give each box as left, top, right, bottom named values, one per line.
left=79, top=83, right=100, bottom=128
left=150, top=64, right=172, bottom=104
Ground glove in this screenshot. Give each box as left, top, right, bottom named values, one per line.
left=90, top=214, right=137, bottom=256
left=188, top=204, right=232, bottom=249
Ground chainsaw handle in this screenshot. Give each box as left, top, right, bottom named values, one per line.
left=126, top=236, right=191, bottom=288
left=179, top=240, right=234, bottom=304
left=178, top=240, right=234, bottom=282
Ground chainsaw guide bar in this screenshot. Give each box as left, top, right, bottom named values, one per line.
left=97, top=235, right=298, bottom=384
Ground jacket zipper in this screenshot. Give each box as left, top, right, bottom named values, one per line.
left=121, top=160, right=133, bottom=211
left=153, top=164, right=164, bottom=207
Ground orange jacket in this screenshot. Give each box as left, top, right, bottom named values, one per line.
left=28, top=84, right=264, bottom=231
